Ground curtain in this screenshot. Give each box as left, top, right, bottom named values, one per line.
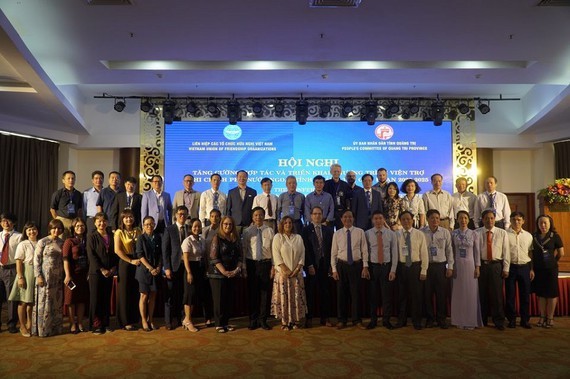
left=554, top=141, right=570, bottom=179
left=0, top=133, right=58, bottom=236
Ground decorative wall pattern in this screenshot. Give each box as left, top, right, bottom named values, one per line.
left=139, top=109, right=164, bottom=192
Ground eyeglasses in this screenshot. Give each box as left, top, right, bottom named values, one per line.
left=143, top=223, right=155, bottom=227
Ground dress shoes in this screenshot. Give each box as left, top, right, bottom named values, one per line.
left=337, top=322, right=348, bottom=330
left=382, top=322, right=394, bottom=330
left=508, top=320, right=516, bottom=328
left=260, top=321, right=272, bottom=330
left=320, top=318, right=334, bottom=327
left=496, top=324, right=505, bottom=331
left=521, top=322, right=532, bottom=329
left=366, top=322, right=377, bottom=330
left=425, top=321, right=435, bottom=329
left=438, top=322, right=449, bottom=330
left=413, top=324, right=422, bottom=330
left=8, top=326, right=18, bottom=334
left=248, top=321, right=259, bottom=330
left=353, top=322, right=366, bottom=330
left=92, top=328, right=105, bottom=335
left=394, top=322, right=406, bottom=329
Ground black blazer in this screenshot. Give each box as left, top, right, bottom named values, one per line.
left=109, top=192, right=142, bottom=230
left=351, top=187, right=383, bottom=230
left=135, top=233, right=163, bottom=285
left=302, top=223, right=333, bottom=270
left=226, top=186, right=257, bottom=227
left=323, top=179, right=351, bottom=212
left=162, top=223, right=187, bottom=272
left=87, top=229, right=118, bottom=275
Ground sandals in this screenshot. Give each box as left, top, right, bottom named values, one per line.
left=216, top=327, right=227, bottom=333
left=537, top=317, right=546, bottom=327
left=182, top=320, right=199, bottom=332
left=281, top=325, right=290, bottom=331
left=545, top=318, right=554, bottom=329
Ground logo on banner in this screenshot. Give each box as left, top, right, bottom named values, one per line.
left=375, top=124, right=394, bottom=140
left=223, top=124, right=242, bottom=140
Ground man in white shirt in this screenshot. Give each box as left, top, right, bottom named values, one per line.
left=365, top=211, right=397, bottom=329
left=474, top=176, right=511, bottom=229
left=242, top=207, right=275, bottom=330
left=331, top=210, right=369, bottom=329
left=477, top=209, right=510, bottom=330
left=252, top=177, right=278, bottom=231
left=421, top=209, right=454, bottom=329
left=172, top=174, right=201, bottom=221
left=0, top=212, right=23, bottom=333
left=422, top=173, right=454, bottom=230
left=83, top=170, right=104, bottom=234
left=451, top=177, right=477, bottom=229
left=505, top=211, right=534, bottom=329
left=199, top=173, right=227, bottom=226
left=396, top=211, right=429, bottom=330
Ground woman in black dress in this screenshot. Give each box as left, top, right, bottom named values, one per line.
left=207, top=216, right=242, bottom=333
left=87, top=212, right=118, bottom=335
left=532, top=215, right=565, bottom=328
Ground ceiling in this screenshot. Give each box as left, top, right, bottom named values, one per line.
left=0, top=0, right=569, bottom=145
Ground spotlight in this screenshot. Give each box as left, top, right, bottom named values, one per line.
left=252, top=101, right=264, bottom=117
left=362, top=101, right=378, bottom=126
left=296, top=99, right=309, bottom=125
left=385, top=101, right=399, bottom=118
left=274, top=102, right=285, bottom=117
left=407, top=102, right=419, bottom=114
left=162, top=100, right=176, bottom=125
left=458, top=102, right=470, bottom=115
left=341, top=102, right=353, bottom=118
left=114, top=98, right=126, bottom=112
left=478, top=101, right=490, bottom=115
left=207, top=102, right=220, bottom=117
left=431, top=101, right=445, bottom=126
left=319, top=102, right=331, bottom=118
left=140, top=98, right=152, bottom=113
left=186, top=101, right=198, bottom=116
left=227, top=100, right=241, bottom=125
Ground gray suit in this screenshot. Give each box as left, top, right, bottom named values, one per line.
left=172, top=190, right=201, bottom=220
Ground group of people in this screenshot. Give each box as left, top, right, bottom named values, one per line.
left=0, top=164, right=564, bottom=337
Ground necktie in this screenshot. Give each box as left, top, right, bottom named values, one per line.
left=489, top=193, right=496, bottom=209
left=346, top=229, right=353, bottom=264
left=213, top=192, right=219, bottom=210
left=127, top=195, right=132, bottom=208
left=315, top=225, right=323, bottom=257
left=486, top=230, right=493, bottom=261
left=180, top=225, right=186, bottom=243
left=377, top=230, right=384, bottom=264
left=267, top=195, right=273, bottom=217
left=1, top=233, right=9, bottom=265
left=405, top=231, right=412, bottom=267
left=256, top=228, right=263, bottom=260
left=366, top=191, right=372, bottom=211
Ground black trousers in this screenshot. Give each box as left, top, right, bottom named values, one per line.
left=424, top=262, right=447, bottom=325
left=369, top=262, right=394, bottom=324
left=397, top=262, right=423, bottom=326
left=164, top=265, right=184, bottom=326
left=305, top=258, right=332, bottom=320
left=505, top=263, right=531, bottom=324
left=117, top=258, right=140, bottom=327
left=246, top=259, right=272, bottom=322
left=209, top=278, right=231, bottom=327
left=89, top=272, right=113, bottom=329
left=479, top=261, right=505, bottom=326
left=336, top=260, right=362, bottom=324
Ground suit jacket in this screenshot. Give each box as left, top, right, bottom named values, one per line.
left=302, top=223, right=333, bottom=270
left=141, top=190, right=172, bottom=228
left=172, top=190, right=201, bottom=220
left=351, top=187, right=383, bottom=230
left=162, top=223, right=187, bottom=272
left=87, top=229, right=118, bottom=274
left=109, top=192, right=142, bottom=230
left=324, top=178, right=351, bottom=213
left=226, top=186, right=257, bottom=227
left=135, top=233, right=163, bottom=285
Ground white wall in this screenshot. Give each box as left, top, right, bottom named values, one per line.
left=58, top=144, right=120, bottom=192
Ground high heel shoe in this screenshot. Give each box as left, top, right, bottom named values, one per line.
left=545, top=318, right=554, bottom=328
left=70, top=323, right=79, bottom=334
left=537, top=317, right=546, bottom=327
left=182, top=320, right=198, bottom=332
left=20, top=328, right=31, bottom=337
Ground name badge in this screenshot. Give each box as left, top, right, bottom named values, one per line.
left=430, top=245, right=438, bottom=257
left=459, top=248, right=467, bottom=258
left=289, top=205, right=295, bottom=216
left=402, top=245, right=409, bottom=256
left=67, top=203, right=76, bottom=214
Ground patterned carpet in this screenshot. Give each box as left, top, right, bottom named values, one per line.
left=1, top=317, right=569, bottom=378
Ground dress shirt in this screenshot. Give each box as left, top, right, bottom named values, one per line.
left=365, top=227, right=398, bottom=273
left=51, top=187, right=83, bottom=218
left=277, top=191, right=305, bottom=222
left=423, top=190, right=454, bottom=225
left=96, top=186, right=123, bottom=216
left=199, top=189, right=227, bottom=222
left=331, top=226, right=369, bottom=273
left=83, top=187, right=101, bottom=217
left=421, top=226, right=454, bottom=269
left=474, top=191, right=511, bottom=228
left=252, top=193, right=279, bottom=220
left=396, top=228, right=429, bottom=275
left=372, top=181, right=388, bottom=198
left=477, top=226, right=510, bottom=271
left=0, top=231, right=22, bottom=265
left=242, top=224, right=275, bottom=261
left=452, top=191, right=477, bottom=221
left=272, top=233, right=305, bottom=272
left=14, top=240, right=36, bottom=265
left=506, top=228, right=533, bottom=265
left=304, top=191, right=335, bottom=224
left=181, top=234, right=206, bottom=261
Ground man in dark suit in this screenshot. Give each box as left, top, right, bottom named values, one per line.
left=351, top=173, right=383, bottom=230
left=162, top=205, right=188, bottom=330
left=302, top=206, right=334, bottom=327
left=109, top=176, right=142, bottom=230
left=323, top=163, right=350, bottom=230
left=226, top=170, right=257, bottom=234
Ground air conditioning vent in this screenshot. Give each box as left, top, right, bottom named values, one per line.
left=309, top=0, right=362, bottom=8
